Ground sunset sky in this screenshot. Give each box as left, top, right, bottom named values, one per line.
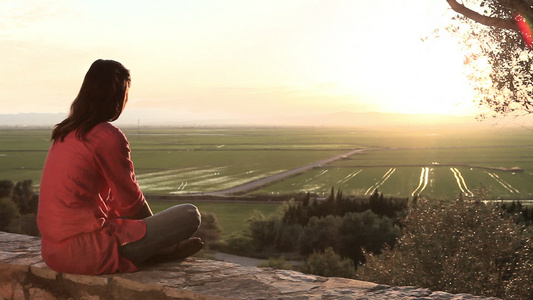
left=1, top=0, right=480, bottom=124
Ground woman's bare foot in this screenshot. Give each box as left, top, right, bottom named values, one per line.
left=174, top=237, right=204, bottom=260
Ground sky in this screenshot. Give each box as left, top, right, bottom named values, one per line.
left=0, top=0, right=481, bottom=125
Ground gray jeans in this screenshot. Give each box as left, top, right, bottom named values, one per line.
left=119, top=203, right=201, bottom=266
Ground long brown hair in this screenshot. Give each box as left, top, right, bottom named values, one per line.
left=52, top=59, right=131, bottom=141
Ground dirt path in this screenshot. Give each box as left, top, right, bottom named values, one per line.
left=211, top=251, right=300, bottom=268
left=198, top=148, right=367, bottom=196
left=212, top=251, right=265, bottom=267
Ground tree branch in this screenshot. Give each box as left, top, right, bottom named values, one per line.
left=445, top=0, right=520, bottom=32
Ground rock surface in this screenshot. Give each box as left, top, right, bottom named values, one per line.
left=0, top=232, right=499, bottom=300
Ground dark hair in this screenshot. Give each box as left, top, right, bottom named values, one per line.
left=52, top=59, right=131, bottom=141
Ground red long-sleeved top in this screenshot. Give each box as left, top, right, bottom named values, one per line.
left=37, top=122, right=146, bottom=275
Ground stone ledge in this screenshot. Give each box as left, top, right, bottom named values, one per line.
left=0, top=232, right=499, bottom=300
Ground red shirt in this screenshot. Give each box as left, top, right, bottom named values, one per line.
left=37, top=122, right=147, bottom=275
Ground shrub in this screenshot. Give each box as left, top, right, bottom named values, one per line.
left=0, top=180, right=40, bottom=236
left=246, top=211, right=277, bottom=251
left=12, top=180, right=38, bottom=214
left=222, top=233, right=255, bottom=256
left=299, top=247, right=356, bottom=279
left=0, top=180, right=14, bottom=198
left=0, top=197, right=20, bottom=231
left=195, top=211, right=222, bottom=247
left=17, top=213, right=39, bottom=236
left=258, top=256, right=293, bottom=270
left=358, top=198, right=533, bottom=299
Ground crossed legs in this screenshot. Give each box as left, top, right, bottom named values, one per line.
left=119, top=203, right=203, bottom=267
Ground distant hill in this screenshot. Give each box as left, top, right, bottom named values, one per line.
left=271, top=111, right=478, bottom=127
left=0, top=111, right=497, bottom=128
left=0, top=113, right=66, bottom=127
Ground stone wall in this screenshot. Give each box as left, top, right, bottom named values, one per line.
left=0, top=232, right=499, bottom=300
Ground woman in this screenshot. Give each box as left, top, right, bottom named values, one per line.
left=37, top=59, right=203, bottom=275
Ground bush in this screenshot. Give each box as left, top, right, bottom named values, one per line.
left=258, top=256, right=293, bottom=270
left=195, top=211, right=222, bottom=247
left=246, top=211, right=277, bottom=251
left=17, top=213, right=39, bottom=236
left=0, top=180, right=14, bottom=198
left=222, top=233, right=256, bottom=256
left=358, top=198, right=533, bottom=299
left=12, top=180, right=38, bottom=214
left=0, top=197, right=20, bottom=231
left=0, top=180, right=40, bottom=236
left=299, top=247, right=356, bottom=278
left=242, top=198, right=402, bottom=264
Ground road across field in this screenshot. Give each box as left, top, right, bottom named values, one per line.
left=198, top=148, right=367, bottom=196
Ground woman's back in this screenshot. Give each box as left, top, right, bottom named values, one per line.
left=38, top=122, right=145, bottom=241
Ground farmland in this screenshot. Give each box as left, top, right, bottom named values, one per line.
left=149, top=200, right=280, bottom=239
left=0, top=125, right=532, bottom=200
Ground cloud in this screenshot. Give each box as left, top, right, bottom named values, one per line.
left=0, top=0, right=80, bottom=35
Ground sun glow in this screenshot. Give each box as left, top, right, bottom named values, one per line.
left=383, top=36, right=478, bottom=116
left=313, top=39, right=478, bottom=116
left=1, top=0, right=482, bottom=122
left=304, top=3, right=480, bottom=117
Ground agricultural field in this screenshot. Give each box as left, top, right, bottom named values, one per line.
left=149, top=200, right=280, bottom=239
left=0, top=125, right=532, bottom=200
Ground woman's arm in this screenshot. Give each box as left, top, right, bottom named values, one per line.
left=95, top=124, right=148, bottom=218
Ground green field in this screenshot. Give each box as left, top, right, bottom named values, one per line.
left=1, top=125, right=532, bottom=200
left=149, top=201, right=280, bottom=239
left=254, top=165, right=532, bottom=199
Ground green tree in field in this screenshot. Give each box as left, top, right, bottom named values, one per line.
left=240, top=191, right=405, bottom=268
left=298, top=215, right=342, bottom=256
left=359, top=197, right=533, bottom=299
left=500, top=200, right=533, bottom=225
left=338, top=210, right=400, bottom=266
left=274, top=222, right=302, bottom=252
left=282, top=188, right=407, bottom=226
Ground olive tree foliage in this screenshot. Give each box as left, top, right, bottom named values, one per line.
left=444, top=0, right=533, bottom=117
left=358, top=197, right=533, bottom=299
